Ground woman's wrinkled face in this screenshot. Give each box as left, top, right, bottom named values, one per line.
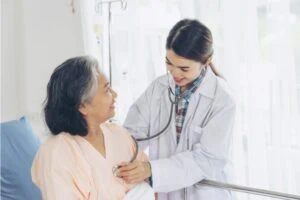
left=79, top=73, right=117, bottom=124
left=166, top=49, right=205, bottom=87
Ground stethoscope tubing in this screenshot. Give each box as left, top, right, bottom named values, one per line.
left=129, top=88, right=176, bottom=162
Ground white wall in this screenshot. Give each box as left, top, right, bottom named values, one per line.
left=1, top=0, right=20, bottom=122
left=1, top=0, right=84, bottom=122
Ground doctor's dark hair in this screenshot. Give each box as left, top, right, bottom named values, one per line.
left=166, top=19, right=220, bottom=77
left=44, top=56, right=100, bottom=136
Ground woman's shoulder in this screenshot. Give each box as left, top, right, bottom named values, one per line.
left=39, top=132, right=76, bottom=149
left=31, top=133, right=92, bottom=195
left=34, top=133, right=80, bottom=164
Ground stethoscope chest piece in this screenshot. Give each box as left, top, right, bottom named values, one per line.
left=112, top=165, right=120, bottom=177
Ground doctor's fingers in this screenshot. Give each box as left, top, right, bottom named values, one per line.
left=118, top=166, right=140, bottom=177
left=117, top=162, right=129, bottom=167
left=122, top=172, right=146, bottom=184
left=118, top=162, right=138, bottom=173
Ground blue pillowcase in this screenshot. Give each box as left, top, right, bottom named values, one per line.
left=1, top=116, right=42, bottom=200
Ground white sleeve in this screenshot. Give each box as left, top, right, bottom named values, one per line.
left=150, top=100, right=236, bottom=193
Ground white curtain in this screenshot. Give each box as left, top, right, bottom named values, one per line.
left=81, top=0, right=300, bottom=199
left=180, top=0, right=300, bottom=198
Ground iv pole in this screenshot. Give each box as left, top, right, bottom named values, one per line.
left=95, top=0, right=127, bottom=86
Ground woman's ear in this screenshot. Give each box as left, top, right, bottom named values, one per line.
left=78, top=104, right=88, bottom=116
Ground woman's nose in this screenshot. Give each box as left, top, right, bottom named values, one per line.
left=112, top=89, right=118, bottom=98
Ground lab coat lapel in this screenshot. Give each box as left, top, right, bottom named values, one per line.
left=161, top=84, right=177, bottom=147
left=176, top=67, right=217, bottom=152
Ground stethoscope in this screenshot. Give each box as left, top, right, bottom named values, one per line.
left=111, top=87, right=177, bottom=176
left=112, top=68, right=207, bottom=176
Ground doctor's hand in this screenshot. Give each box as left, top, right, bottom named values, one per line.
left=117, top=161, right=152, bottom=184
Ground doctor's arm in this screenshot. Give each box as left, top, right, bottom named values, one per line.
left=149, top=100, right=236, bottom=193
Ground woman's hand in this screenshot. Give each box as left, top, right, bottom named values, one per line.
left=117, top=161, right=152, bottom=184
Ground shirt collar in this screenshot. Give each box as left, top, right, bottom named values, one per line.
left=175, top=68, right=206, bottom=100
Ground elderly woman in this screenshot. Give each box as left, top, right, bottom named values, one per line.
left=31, top=56, right=154, bottom=200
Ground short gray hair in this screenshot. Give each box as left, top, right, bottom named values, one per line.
left=44, top=55, right=102, bottom=136
left=80, top=56, right=100, bottom=104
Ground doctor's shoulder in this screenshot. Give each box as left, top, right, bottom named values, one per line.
left=153, top=74, right=169, bottom=88
left=143, top=74, right=169, bottom=95
left=213, top=77, right=237, bottom=108
left=132, top=74, right=169, bottom=106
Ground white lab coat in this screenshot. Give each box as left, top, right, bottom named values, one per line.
left=124, top=67, right=236, bottom=200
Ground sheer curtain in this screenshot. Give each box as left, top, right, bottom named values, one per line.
left=180, top=0, right=300, bottom=198
left=80, top=0, right=300, bottom=198
left=217, top=0, right=300, bottom=198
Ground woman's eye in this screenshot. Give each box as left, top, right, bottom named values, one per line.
left=181, top=69, right=188, bottom=72
left=165, top=61, right=171, bottom=65
left=105, top=86, right=111, bottom=93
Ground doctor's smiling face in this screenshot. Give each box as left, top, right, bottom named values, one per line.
left=165, top=19, right=218, bottom=91
left=166, top=49, right=205, bottom=88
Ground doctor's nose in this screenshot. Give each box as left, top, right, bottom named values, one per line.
left=169, top=67, right=181, bottom=77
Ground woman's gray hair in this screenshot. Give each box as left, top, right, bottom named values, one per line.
left=80, top=56, right=100, bottom=104
left=44, top=55, right=103, bottom=136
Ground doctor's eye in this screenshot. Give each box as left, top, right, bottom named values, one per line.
left=181, top=68, right=188, bottom=72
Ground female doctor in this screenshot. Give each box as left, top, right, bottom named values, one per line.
left=118, top=19, right=236, bottom=200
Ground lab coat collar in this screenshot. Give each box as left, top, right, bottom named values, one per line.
left=194, top=67, right=217, bottom=99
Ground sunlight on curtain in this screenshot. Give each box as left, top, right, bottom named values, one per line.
left=190, top=0, right=300, bottom=199
left=191, top=0, right=300, bottom=199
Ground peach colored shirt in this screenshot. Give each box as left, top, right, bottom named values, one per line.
left=31, top=123, right=148, bottom=200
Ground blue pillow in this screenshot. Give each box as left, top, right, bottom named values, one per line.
left=1, top=116, right=42, bottom=200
